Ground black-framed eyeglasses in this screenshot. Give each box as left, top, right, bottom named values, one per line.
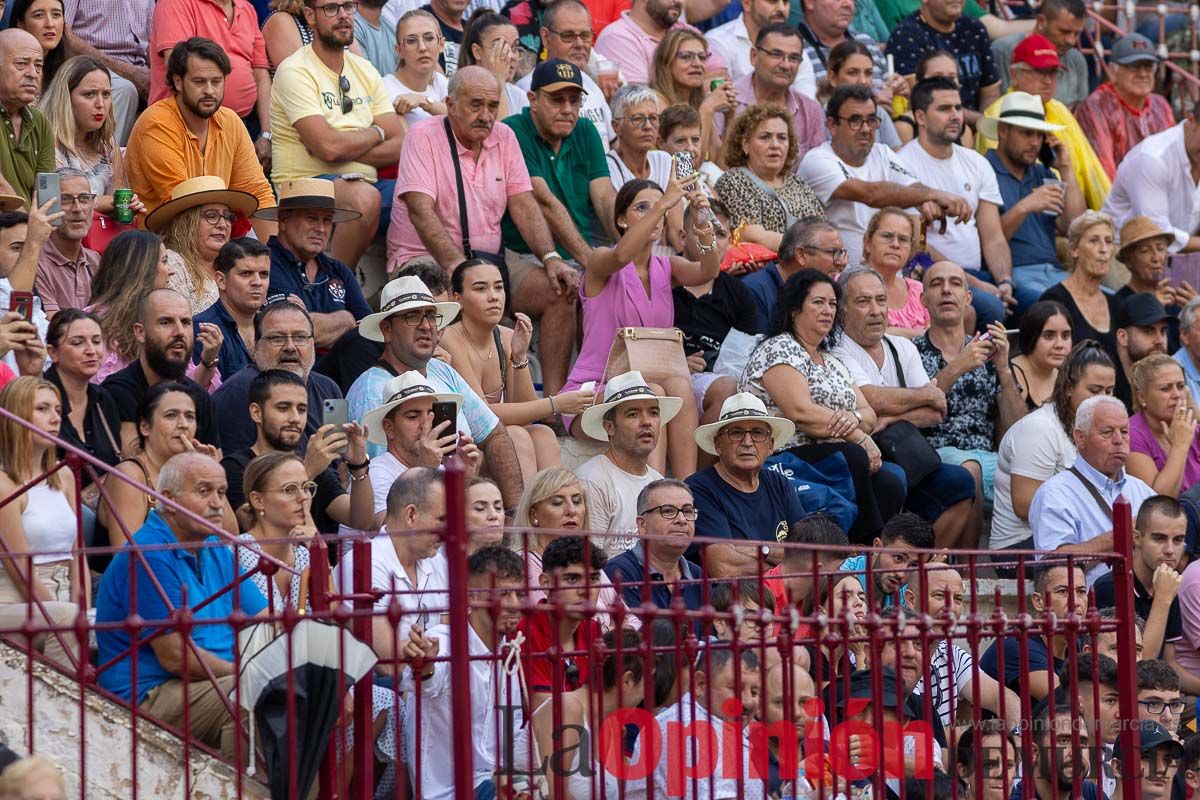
left=1138, top=699, right=1187, bottom=715
left=548, top=28, right=593, bottom=44
left=803, top=245, right=849, bottom=261
left=200, top=209, right=235, bottom=225
left=720, top=426, right=771, bottom=443
left=60, top=192, right=96, bottom=207
left=308, top=0, right=358, bottom=17
left=754, top=46, right=803, bottom=65
left=338, top=74, right=353, bottom=114
left=641, top=504, right=699, bottom=521
left=261, top=333, right=315, bottom=347
left=834, top=113, right=881, bottom=131
left=398, top=310, right=443, bottom=327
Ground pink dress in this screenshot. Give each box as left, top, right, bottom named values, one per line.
left=560, top=255, right=674, bottom=433
left=1130, top=411, right=1200, bottom=492
left=888, top=277, right=930, bottom=330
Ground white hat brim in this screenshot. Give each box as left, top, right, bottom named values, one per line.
left=363, top=390, right=462, bottom=445
left=977, top=114, right=1064, bottom=141
left=694, top=415, right=795, bottom=456
left=359, top=301, right=461, bottom=341
left=579, top=392, right=683, bottom=442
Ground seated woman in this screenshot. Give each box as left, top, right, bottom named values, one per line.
left=817, top=40, right=901, bottom=149
left=556, top=177, right=719, bottom=478
left=990, top=341, right=1116, bottom=552
left=146, top=177, right=260, bottom=315
left=861, top=208, right=927, bottom=337
left=12, top=0, right=67, bottom=92
left=1039, top=211, right=1121, bottom=365
left=738, top=269, right=905, bottom=544
left=650, top=29, right=734, bottom=166
left=439, top=258, right=593, bottom=482
left=608, top=85, right=673, bottom=189
left=39, top=56, right=143, bottom=221
left=1010, top=300, right=1073, bottom=409
left=383, top=9, right=449, bottom=125
left=1115, top=216, right=1192, bottom=352
left=99, top=382, right=233, bottom=544
left=893, top=49, right=963, bottom=146
left=713, top=104, right=824, bottom=252
left=810, top=572, right=868, bottom=689
left=0, top=376, right=82, bottom=668
left=1127, top=353, right=1200, bottom=497
left=464, top=476, right=506, bottom=552
left=457, top=11, right=524, bottom=118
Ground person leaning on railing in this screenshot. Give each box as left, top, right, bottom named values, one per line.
left=0, top=376, right=83, bottom=669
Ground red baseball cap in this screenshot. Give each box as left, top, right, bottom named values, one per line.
left=1013, top=34, right=1061, bottom=70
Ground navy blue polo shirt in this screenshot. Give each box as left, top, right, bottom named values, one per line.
left=193, top=299, right=253, bottom=379
left=740, top=263, right=785, bottom=333
left=604, top=542, right=703, bottom=612
left=211, top=364, right=344, bottom=453
left=266, top=237, right=372, bottom=320
left=985, top=150, right=1061, bottom=269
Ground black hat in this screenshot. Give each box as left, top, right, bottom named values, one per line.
left=1136, top=720, right=1184, bottom=758
left=848, top=667, right=903, bottom=710
left=530, top=58, right=587, bottom=94
left=1116, top=292, right=1169, bottom=329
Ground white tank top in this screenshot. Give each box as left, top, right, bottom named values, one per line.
left=23, top=482, right=77, bottom=564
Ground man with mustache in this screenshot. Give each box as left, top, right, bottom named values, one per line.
left=269, top=0, right=405, bottom=267
left=0, top=29, right=54, bottom=204
left=211, top=299, right=345, bottom=454
left=32, top=167, right=98, bottom=315
left=593, top=0, right=728, bottom=86
left=1113, top=293, right=1171, bottom=409
left=102, top=288, right=222, bottom=454
left=221, top=369, right=374, bottom=533
left=192, top=237, right=269, bottom=379
left=125, top=38, right=276, bottom=238
left=709, top=0, right=814, bottom=94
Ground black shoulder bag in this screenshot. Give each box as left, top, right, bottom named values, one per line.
left=871, top=337, right=943, bottom=485
left=444, top=117, right=508, bottom=271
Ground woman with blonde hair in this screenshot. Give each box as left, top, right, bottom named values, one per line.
left=860, top=207, right=927, bottom=336
left=650, top=28, right=735, bottom=166
left=1127, top=353, right=1200, bottom=496
left=1039, top=210, right=1121, bottom=365
left=0, top=377, right=82, bottom=668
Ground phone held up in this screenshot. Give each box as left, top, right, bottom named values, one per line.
left=9, top=291, right=33, bottom=322
left=321, top=398, right=349, bottom=455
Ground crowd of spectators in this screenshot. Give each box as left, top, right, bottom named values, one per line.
left=3, top=0, right=1200, bottom=795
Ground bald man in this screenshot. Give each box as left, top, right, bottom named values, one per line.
left=0, top=29, right=55, bottom=203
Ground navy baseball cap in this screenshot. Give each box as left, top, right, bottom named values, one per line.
left=529, top=58, right=588, bottom=94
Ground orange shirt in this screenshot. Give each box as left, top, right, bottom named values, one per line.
left=124, top=99, right=276, bottom=216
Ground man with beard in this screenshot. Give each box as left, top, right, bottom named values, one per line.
left=593, top=0, right=728, bottom=86
left=269, top=0, right=405, bottom=267
left=103, top=288, right=222, bottom=453
left=708, top=0, right=813, bottom=93
left=353, top=0, right=397, bottom=77
left=896, top=80, right=1016, bottom=320
left=0, top=29, right=54, bottom=204
left=212, top=299, right=344, bottom=454
left=798, top=84, right=971, bottom=268
left=1114, top=293, right=1171, bottom=408
left=125, top=38, right=276, bottom=239
left=1009, top=690, right=1101, bottom=800
left=840, top=512, right=935, bottom=608
left=221, top=369, right=374, bottom=533
left=32, top=168, right=98, bottom=315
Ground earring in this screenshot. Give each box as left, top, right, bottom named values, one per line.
left=258, top=508, right=265, bottom=516
left=530, top=516, right=538, bottom=526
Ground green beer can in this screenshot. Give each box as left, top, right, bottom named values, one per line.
left=113, top=189, right=134, bottom=224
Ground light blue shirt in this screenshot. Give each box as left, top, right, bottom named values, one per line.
left=1174, top=347, right=1200, bottom=408
left=347, top=359, right=500, bottom=458
left=1030, top=454, right=1153, bottom=583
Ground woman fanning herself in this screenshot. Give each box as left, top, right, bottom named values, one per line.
left=1127, top=354, right=1200, bottom=497
left=559, top=177, right=720, bottom=478
left=440, top=258, right=594, bottom=481
left=1010, top=300, right=1073, bottom=409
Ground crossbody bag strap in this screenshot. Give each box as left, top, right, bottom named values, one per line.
left=735, top=167, right=798, bottom=231
left=882, top=335, right=906, bottom=389
left=1067, top=466, right=1113, bottom=518
left=444, top=117, right=475, bottom=258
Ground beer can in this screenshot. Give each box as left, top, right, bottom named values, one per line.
left=113, top=189, right=134, bottom=224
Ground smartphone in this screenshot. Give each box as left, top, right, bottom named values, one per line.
left=1038, top=140, right=1057, bottom=169
left=431, top=401, right=457, bottom=438
left=321, top=398, right=349, bottom=455
left=1170, top=253, right=1200, bottom=290
left=9, top=291, right=32, bottom=321
left=36, top=172, right=60, bottom=227
left=674, top=151, right=695, bottom=182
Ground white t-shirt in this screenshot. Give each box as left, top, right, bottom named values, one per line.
left=990, top=404, right=1076, bottom=549
left=574, top=454, right=662, bottom=552
left=831, top=334, right=930, bottom=389
left=894, top=141, right=1002, bottom=271
left=335, top=529, right=449, bottom=642
left=605, top=149, right=673, bottom=192
left=381, top=71, right=450, bottom=127
left=797, top=141, right=920, bottom=267
left=369, top=451, right=409, bottom=515
left=514, top=69, right=614, bottom=146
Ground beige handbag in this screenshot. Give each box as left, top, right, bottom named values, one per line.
left=601, top=327, right=691, bottom=385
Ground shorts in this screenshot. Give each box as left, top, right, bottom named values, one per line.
left=904, top=462, right=976, bottom=523
left=691, top=371, right=724, bottom=413
left=936, top=446, right=998, bottom=505
left=504, top=249, right=583, bottom=296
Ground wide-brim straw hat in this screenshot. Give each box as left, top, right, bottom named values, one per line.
left=579, top=370, right=683, bottom=442
left=1117, top=216, right=1172, bottom=261
left=144, top=175, right=259, bottom=233
left=362, top=370, right=462, bottom=445
left=694, top=392, right=795, bottom=455
left=976, top=92, right=1065, bottom=141
left=252, top=178, right=362, bottom=223
left=359, top=276, right=461, bottom=342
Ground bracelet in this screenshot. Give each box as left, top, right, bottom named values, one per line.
left=371, top=124, right=386, bottom=142
left=202, top=357, right=218, bottom=369
left=345, top=458, right=369, bottom=471
left=549, top=395, right=558, bottom=416
left=997, top=279, right=1014, bottom=288
left=696, top=237, right=717, bottom=255
left=511, top=357, right=530, bottom=369
left=855, top=432, right=869, bottom=445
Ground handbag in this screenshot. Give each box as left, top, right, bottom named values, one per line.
left=81, top=211, right=135, bottom=255
left=444, top=118, right=507, bottom=270
left=600, top=327, right=691, bottom=385
left=871, top=337, right=942, bottom=485
left=720, top=221, right=777, bottom=272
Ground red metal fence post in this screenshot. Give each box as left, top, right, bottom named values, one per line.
left=352, top=537, right=375, bottom=799
left=1111, top=495, right=1142, bottom=800
left=443, top=457, right=474, bottom=799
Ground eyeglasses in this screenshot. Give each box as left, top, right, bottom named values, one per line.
left=261, top=333, right=315, bottom=347
left=60, top=193, right=96, bottom=207
left=200, top=209, right=235, bottom=225
left=338, top=74, right=353, bottom=114
left=621, top=113, right=660, bottom=129
left=641, top=504, right=699, bottom=521
left=400, top=32, right=443, bottom=47
left=876, top=230, right=913, bottom=246
left=803, top=245, right=849, bottom=261
left=721, top=426, right=771, bottom=443
left=834, top=113, right=881, bottom=131
left=548, top=28, right=593, bottom=44
left=270, top=481, right=319, bottom=500
left=1138, top=699, right=1187, bottom=715
left=397, top=310, right=443, bottom=327
left=675, top=50, right=710, bottom=64
left=755, top=46, right=803, bottom=65
left=308, top=0, right=358, bottom=16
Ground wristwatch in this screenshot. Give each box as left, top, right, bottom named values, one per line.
left=538, top=251, right=562, bottom=266
left=258, top=130, right=273, bottom=141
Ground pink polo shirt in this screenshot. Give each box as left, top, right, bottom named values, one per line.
left=387, top=116, right=533, bottom=272
left=149, top=0, right=269, bottom=118
left=593, top=11, right=728, bottom=86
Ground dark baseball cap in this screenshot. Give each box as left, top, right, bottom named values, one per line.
left=1115, top=293, right=1169, bottom=328
left=530, top=58, right=588, bottom=94
left=1111, top=33, right=1161, bottom=65
left=848, top=667, right=903, bottom=710
left=1136, top=720, right=1184, bottom=758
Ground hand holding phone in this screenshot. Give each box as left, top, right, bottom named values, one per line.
left=321, top=398, right=349, bottom=455
left=9, top=291, right=33, bottom=322
left=36, top=173, right=60, bottom=227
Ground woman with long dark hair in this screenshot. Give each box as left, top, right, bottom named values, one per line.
left=11, top=0, right=68, bottom=91
left=1010, top=300, right=1073, bottom=409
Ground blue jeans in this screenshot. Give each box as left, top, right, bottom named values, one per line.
left=475, top=780, right=496, bottom=800
left=964, top=267, right=1008, bottom=330
left=905, top=463, right=976, bottom=523
left=1012, top=263, right=1069, bottom=316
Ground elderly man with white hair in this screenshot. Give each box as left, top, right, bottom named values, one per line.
left=1030, top=394, right=1155, bottom=583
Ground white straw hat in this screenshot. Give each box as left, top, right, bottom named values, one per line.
left=361, top=370, right=462, bottom=445
left=693, top=392, right=795, bottom=455
left=579, top=371, right=683, bottom=442
left=359, top=276, right=461, bottom=342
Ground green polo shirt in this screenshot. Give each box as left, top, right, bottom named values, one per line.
left=0, top=106, right=54, bottom=205
left=500, top=108, right=609, bottom=255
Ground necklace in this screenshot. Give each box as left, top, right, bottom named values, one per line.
left=456, top=325, right=494, bottom=361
